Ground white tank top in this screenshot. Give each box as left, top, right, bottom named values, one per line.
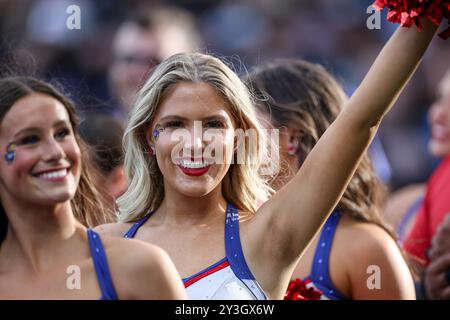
left=124, top=203, right=267, bottom=300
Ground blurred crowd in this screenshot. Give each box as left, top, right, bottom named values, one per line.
left=0, top=0, right=449, bottom=190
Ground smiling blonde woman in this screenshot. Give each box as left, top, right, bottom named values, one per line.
left=97, top=19, right=440, bottom=300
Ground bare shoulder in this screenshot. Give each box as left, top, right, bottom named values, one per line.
left=102, top=235, right=167, bottom=262
left=335, top=217, right=415, bottom=299
left=337, top=217, right=400, bottom=257
left=100, top=236, right=186, bottom=300
left=94, top=222, right=132, bottom=238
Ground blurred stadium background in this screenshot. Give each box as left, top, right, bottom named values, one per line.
left=0, top=0, right=449, bottom=190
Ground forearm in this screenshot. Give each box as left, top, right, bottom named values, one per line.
left=252, top=17, right=440, bottom=269
left=348, top=18, right=438, bottom=129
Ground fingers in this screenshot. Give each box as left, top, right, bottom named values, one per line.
left=430, top=214, right=450, bottom=259
left=425, top=253, right=450, bottom=299
left=428, top=253, right=450, bottom=275
left=440, top=286, right=450, bottom=300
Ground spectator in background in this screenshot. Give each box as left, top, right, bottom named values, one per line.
left=108, top=5, right=202, bottom=119
left=79, top=114, right=127, bottom=212
left=397, top=69, right=450, bottom=299
left=383, top=69, right=450, bottom=246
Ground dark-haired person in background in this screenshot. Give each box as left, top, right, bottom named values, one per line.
left=79, top=114, right=127, bottom=212
left=108, top=5, right=202, bottom=119
left=246, top=58, right=414, bottom=299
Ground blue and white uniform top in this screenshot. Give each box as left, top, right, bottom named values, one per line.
left=87, top=229, right=118, bottom=300
left=124, top=203, right=267, bottom=300
left=291, top=210, right=347, bottom=300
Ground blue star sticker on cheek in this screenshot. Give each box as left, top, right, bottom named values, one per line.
left=153, top=124, right=164, bottom=140
left=4, top=143, right=16, bottom=164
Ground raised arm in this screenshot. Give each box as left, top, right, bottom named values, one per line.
left=246, top=19, right=439, bottom=295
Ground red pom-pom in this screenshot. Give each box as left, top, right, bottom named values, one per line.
left=372, top=0, right=450, bottom=39
left=284, top=279, right=323, bottom=300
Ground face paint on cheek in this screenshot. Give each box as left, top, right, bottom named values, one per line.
left=152, top=124, right=164, bottom=141
left=4, top=143, right=16, bottom=164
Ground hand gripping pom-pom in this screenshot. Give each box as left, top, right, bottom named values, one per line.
left=373, top=0, right=450, bottom=39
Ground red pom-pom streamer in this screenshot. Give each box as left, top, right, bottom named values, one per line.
left=284, top=279, right=323, bottom=300
left=372, top=0, right=450, bottom=39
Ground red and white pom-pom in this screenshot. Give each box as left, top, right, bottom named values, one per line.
left=372, top=0, right=450, bottom=39
left=284, top=279, right=323, bottom=300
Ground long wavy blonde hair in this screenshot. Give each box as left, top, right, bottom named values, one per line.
left=117, top=53, right=274, bottom=222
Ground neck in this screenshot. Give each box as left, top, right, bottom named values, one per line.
left=157, top=183, right=228, bottom=227
left=0, top=200, right=84, bottom=272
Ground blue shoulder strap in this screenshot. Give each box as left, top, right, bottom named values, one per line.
left=225, top=203, right=267, bottom=300
left=123, top=213, right=153, bottom=239
left=87, top=229, right=119, bottom=300
left=397, top=196, right=423, bottom=242
left=310, top=210, right=346, bottom=300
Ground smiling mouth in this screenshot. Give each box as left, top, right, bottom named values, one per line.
left=431, top=125, right=450, bottom=141
left=34, top=168, right=69, bottom=181
left=176, top=159, right=214, bottom=176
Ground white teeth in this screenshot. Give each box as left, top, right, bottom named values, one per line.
left=178, top=160, right=214, bottom=169
left=38, top=169, right=68, bottom=179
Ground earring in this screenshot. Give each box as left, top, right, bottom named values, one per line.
left=149, top=145, right=156, bottom=155
left=287, top=140, right=298, bottom=156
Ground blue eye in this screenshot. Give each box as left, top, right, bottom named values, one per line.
left=55, top=128, right=70, bottom=139
left=19, top=135, right=39, bottom=145
left=205, top=120, right=225, bottom=129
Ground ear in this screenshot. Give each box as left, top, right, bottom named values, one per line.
left=145, top=128, right=156, bottom=155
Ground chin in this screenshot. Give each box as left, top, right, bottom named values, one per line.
left=172, top=179, right=217, bottom=198
left=179, top=185, right=213, bottom=198
left=429, top=142, right=450, bottom=158
left=37, top=187, right=77, bottom=205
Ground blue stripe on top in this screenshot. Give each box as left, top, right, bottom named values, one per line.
left=123, top=213, right=153, bottom=239
left=305, top=210, right=347, bottom=300
left=225, top=203, right=255, bottom=280
left=122, top=203, right=267, bottom=299
left=87, top=229, right=119, bottom=300
left=225, top=203, right=267, bottom=300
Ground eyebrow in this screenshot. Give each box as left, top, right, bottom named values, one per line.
left=158, top=114, right=230, bottom=123
left=13, top=120, right=71, bottom=138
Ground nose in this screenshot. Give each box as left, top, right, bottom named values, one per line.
left=183, top=121, right=204, bottom=159
left=41, top=137, right=65, bottom=162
